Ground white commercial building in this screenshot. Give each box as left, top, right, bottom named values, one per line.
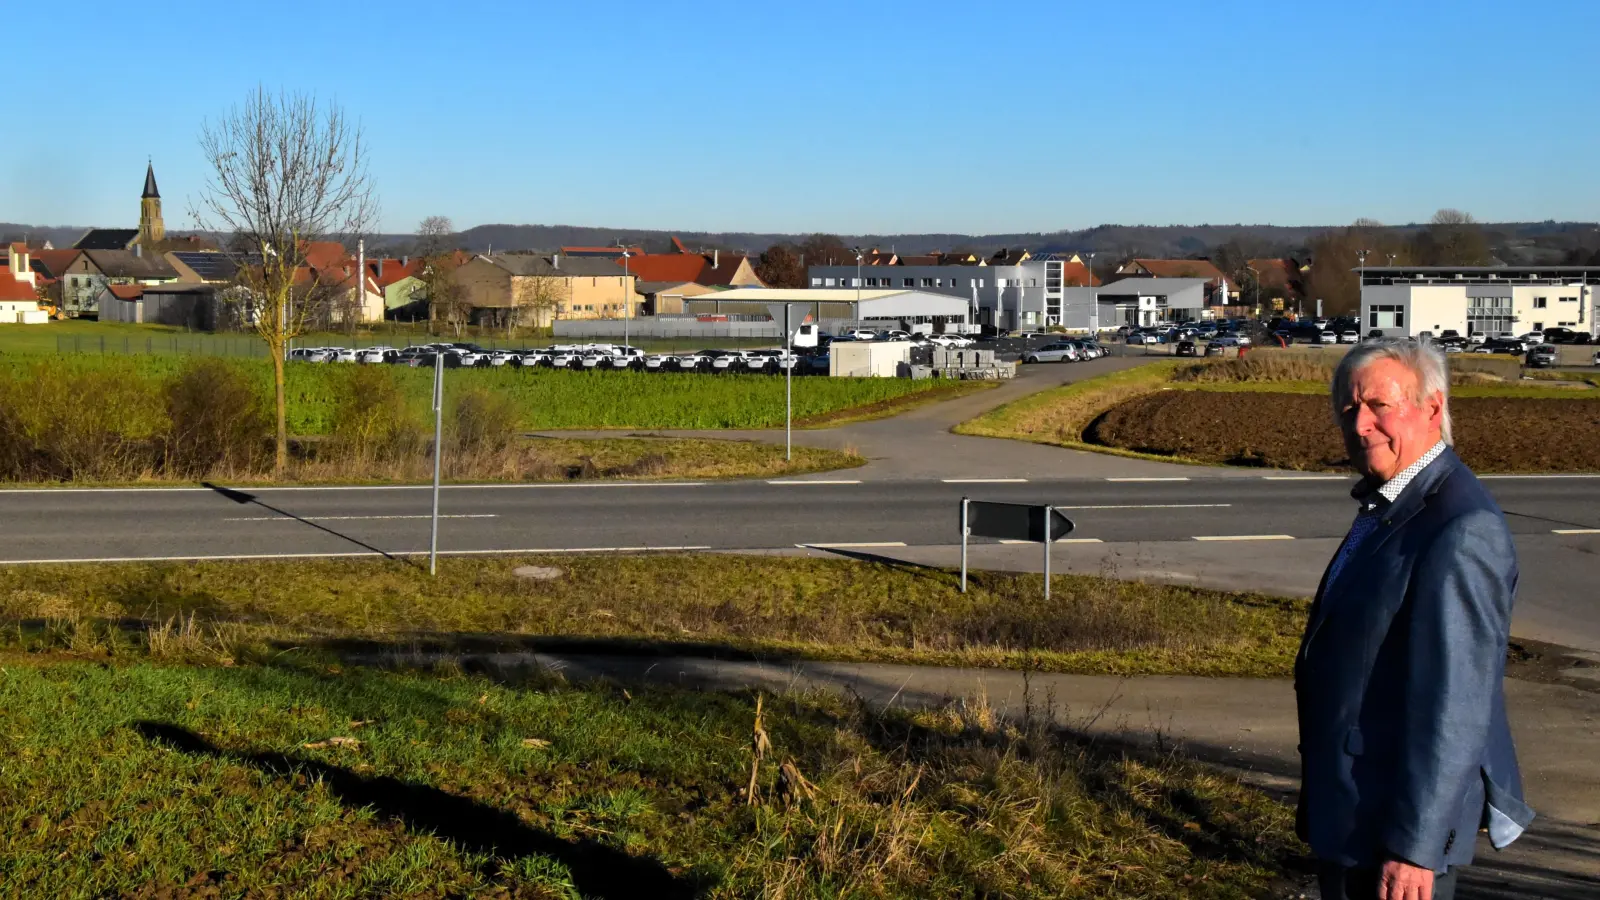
left=807, top=257, right=1087, bottom=331
left=1360, top=266, right=1599, bottom=340
left=680, top=287, right=971, bottom=332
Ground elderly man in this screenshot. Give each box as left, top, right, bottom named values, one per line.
left=1296, top=339, right=1535, bottom=900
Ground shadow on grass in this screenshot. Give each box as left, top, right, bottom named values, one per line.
left=133, top=721, right=697, bottom=899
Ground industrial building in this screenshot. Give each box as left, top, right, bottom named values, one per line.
left=806, top=256, right=1090, bottom=331
left=681, top=287, right=972, bottom=332
left=1359, top=266, right=1599, bottom=339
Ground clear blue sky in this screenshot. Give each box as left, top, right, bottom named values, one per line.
left=5, top=0, right=1596, bottom=235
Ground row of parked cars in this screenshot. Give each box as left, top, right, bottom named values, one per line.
left=289, top=342, right=832, bottom=374
left=1019, top=339, right=1110, bottom=363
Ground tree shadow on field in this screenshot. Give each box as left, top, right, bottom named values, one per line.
left=133, top=721, right=697, bottom=899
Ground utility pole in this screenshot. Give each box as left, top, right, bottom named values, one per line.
left=619, top=243, right=632, bottom=349
left=429, top=356, right=444, bottom=576
left=355, top=238, right=365, bottom=340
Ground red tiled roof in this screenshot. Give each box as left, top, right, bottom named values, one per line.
left=367, top=257, right=422, bottom=288
left=620, top=252, right=706, bottom=284
left=1129, top=258, right=1225, bottom=280
left=108, top=284, right=144, bottom=300
left=301, top=241, right=350, bottom=269
left=0, top=272, right=35, bottom=301
left=30, top=249, right=81, bottom=279
left=1060, top=261, right=1099, bottom=287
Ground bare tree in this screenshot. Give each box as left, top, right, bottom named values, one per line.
left=416, top=216, right=471, bottom=338
left=193, top=87, right=376, bottom=474
left=516, top=273, right=566, bottom=334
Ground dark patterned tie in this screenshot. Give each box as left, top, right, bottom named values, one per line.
left=1325, top=509, right=1381, bottom=592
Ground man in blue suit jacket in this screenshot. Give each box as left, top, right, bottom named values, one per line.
left=1296, top=339, right=1534, bottom=900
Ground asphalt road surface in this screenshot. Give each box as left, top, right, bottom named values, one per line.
left=4, top=475, right=1598, bottom=652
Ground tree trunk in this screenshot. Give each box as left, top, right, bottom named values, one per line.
left=272, top=349, right=288, bottom=476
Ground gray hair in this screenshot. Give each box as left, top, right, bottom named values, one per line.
left=1330, top=338, right=1454, bottom=446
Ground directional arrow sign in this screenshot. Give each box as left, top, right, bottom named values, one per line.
left=964, top=501, right=1075, bottom=543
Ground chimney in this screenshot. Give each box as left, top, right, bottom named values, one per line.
left=401, top=255, right=408, bottom=267
left=134, top=243, right=142, bottom=258
left=552, top=252, right=560, bottom=269
left=376, top=258, right=384, bottom=278
left=713, top=248, right=719, bottom=268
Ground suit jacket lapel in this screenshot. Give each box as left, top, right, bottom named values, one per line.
left=1303, top=451, right=1461, bottom=649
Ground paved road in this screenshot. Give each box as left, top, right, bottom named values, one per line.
left=5, top=475, right=1598, bottom=650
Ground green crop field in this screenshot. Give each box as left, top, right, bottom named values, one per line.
left=0, top=319, right=778, bottom=358
left=0, top=354, right=962, bottom=434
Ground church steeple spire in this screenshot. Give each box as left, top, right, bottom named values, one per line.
left=139, top=160, right=164, bottom=246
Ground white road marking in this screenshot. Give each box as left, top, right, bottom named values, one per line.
left=798, top=542, right=907, bottom=549
left=1262, top=475, right=1346, bottom=481
left=1552, top=529, right=1600, bottom=535
left=1053, top=503, right=1231, bottom=510
left=0, top=482, right=709, bottom=495
left=1193, top=534, right=1296, bottom=542
left=0, top=546, right=714, bottom=565
left=1479, top=474, right=1600, bottom=480
left=942, top=478, right=1028, bottom=484
left=224, top=514, right=498, bottom=522
left=1000, top=538, right=1104, bottom=544
left=1105, top=477, right=1190, bottom=482
left=767, top=479, right=862, bottom=485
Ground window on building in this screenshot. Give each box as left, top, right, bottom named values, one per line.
left=1468, top=296, right=1513, bottom=336
left=1534, top=297, right=1548, bottom=308
left=978, top=279, right=985, bottom=288
left=1532, top=321, right=1544, bottom=331
left=951, top=278, right=962, bottom=288
left=823, top=278, right=836, bottom=287
left=920, top=278, right=933, bottom=287
left=934, top=279, right=943, bottom=288
left=903, top=278, right=914, bottom=287
left=1368, top=304, right=1405, bottom=329
left=810, top=277, right=821, bottom=286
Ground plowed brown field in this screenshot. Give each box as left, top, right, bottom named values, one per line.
left=1086, top=390, right=1600, bottom=472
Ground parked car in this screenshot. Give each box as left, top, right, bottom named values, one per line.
left=745, top=349, right=800, bottom=373
left=1544, top=327, right=1593, bottom=345
left=1473, top=338, right=1525, bottom=356
left=875, top=330, right=914, bottom=342
left=1174, top=339, right=1199, bottom=357
left=1317, top=329, right=1339, bottom=345
left=1126, top=330, right=1159, bottom=345
left=288, top=348, right=332, bottom=363
left=1593, top=350, right=1600, bottom=367
left=709, top=350, right=750, bottom=373
left=673, top=350, right=714, bottom=372
left=1337, top=329, right=1360, bottom=344
left=603, top=347, right=645, bottom=370
left=1526, top=344, right=1559, bottom=368
left=1023, top=342, right=1079, bottom=364
left=842, top=328, right=877, bottom=341
left=1206, top=336, right=1240, bottom=356
left=642, top=353, right=676, bottom=372
left=407, top=350, right=464, bottom=368
left=515, top=350, right=552, bottom=368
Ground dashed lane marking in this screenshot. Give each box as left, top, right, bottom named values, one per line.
left=224, top=514, right=498, bottom=522
left=1192, top=534, right=1296, bottom=542
left=1552, top=529, right=1600, bottom=535
left=0, top=546, right=715, bottom=565
left=1105, top=477, right=1191, bottom=482
left=942, top=478, right=1028, bottom=484
left=798, top=542, right=908, bottom=549
left=767, top=480, right=862, bottom=485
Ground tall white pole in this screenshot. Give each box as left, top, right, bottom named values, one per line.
left=429, top=357, right=443, bottom=576
left=621, top=245, right=631, bottom=350
left=784, top=304, right=792, bottom=462
left=356, top=238, right=366, bottom=338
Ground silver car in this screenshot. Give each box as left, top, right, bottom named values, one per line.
left=1024, top=342, right=1080, bottom=363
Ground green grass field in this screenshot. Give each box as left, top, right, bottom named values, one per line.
left=0, top=655, right=1303, bottom=898
left=0, top=319, right=780, bottom=357
left=0, top=554, right=1308, bottom=676
left=0, top=354, right=966, bottom=434
left=0, top=552, right=1309, bottom=896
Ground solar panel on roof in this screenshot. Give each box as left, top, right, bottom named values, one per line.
left=173, top=252, right=239, bottom=280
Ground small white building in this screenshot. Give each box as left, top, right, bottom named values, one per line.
left=1360, top=266, right=1599, bottom=339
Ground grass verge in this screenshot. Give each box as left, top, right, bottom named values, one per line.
left=0, top=656, right=1306, bottom=897
left=0, top=555, right=1307, bottom=677
left=0, top=438, right=863, bottom=489
left=795, top=379, right=997, bottom=428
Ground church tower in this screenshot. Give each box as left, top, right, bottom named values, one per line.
left=139, top=161, right=165, bottom=247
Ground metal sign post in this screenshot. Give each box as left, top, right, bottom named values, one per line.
left=429, top=357, right=444, bottom=576
left=784, top=304, right=792, bottom=462
left=959, top=499, right=1074, bottom=598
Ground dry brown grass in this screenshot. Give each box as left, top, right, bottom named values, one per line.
left=1171, top=355, right=1335, bottom=385
left=955, top=362, right=1183, bottom=444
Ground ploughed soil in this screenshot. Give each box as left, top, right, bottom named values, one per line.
left=1086, top=390, right=1600, bottom=473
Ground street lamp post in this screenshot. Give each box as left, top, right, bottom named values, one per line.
left=619, top=243, right=632, bottom=350
left=1086, top=251, right=1097, bottom=333
left=853, top=246, right=864, bottom=304
left=1357, top=249, right=1370, bottom=328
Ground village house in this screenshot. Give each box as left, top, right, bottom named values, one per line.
left=452, top=253, right=637, bottom=327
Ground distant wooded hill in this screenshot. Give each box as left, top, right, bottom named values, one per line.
left=6, top=220, right=1597, bottom=265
